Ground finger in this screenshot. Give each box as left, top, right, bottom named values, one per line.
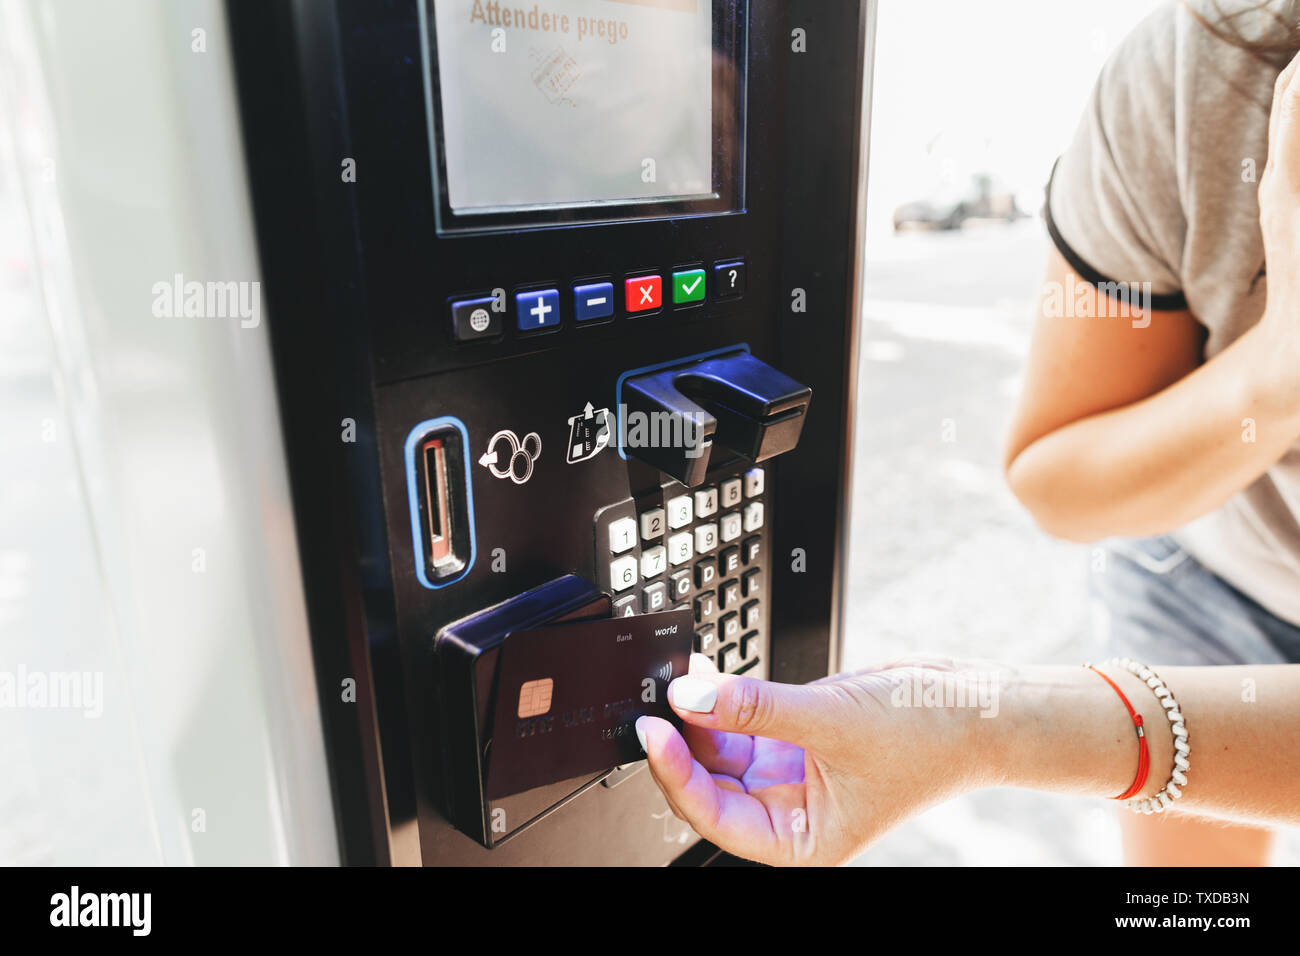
left=688, top=652, right=718, bottom=676
left=637, top=716, right=782, bottom=862
left=680, top=653, right=758, bottom=775
left=681, top=721, right=755, bottom=778
left=666, top=671, right=836, bottom=743
left=1267, top=52, right=1300, bottom=164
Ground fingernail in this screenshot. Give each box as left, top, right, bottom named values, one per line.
left=635, top=716, right=649, bottom=753
left=669, top=675, right=718, bottom=713
left=689, top=652, right=715, bottom=673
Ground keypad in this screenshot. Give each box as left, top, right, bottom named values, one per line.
left=592, top=465, right=769, bottom=677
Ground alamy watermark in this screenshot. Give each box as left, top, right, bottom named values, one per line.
left=151, top=273, right=260, bottom=328
left=890, top=669, right=1000, bottom=718
left=618, top=404, right=707, bottom=459
left=1042, top=273, right=1153, bottom=328
left=0, top=666, right=103, bottom=718
left=50, top=886, right=150, bottom=936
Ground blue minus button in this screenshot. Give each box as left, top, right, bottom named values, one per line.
left=573, top=281, right=614, bottom=322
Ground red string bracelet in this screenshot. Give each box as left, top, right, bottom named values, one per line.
left=1084, top=663, right=1149, bottom=801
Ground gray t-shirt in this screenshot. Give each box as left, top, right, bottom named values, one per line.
left=1047, top=0, right=1300, bottom=627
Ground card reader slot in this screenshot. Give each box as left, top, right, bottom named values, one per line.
left=405, top=417, right=476, bottom=588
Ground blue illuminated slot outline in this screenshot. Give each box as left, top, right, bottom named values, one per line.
left=405, top=416, right=477, bottom=589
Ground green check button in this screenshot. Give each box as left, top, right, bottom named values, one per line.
left=672, top=268, right=706, bottom=305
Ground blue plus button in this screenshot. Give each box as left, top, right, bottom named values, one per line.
left=573, top=281, right=614, bottom=321
left=515, top=289, right=560, bottom=331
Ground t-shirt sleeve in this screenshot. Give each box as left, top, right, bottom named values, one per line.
left=1045, top=4, right=1189, bottom=311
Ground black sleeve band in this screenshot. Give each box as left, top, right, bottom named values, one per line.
left=1043, top=158, right=1189, bottom=313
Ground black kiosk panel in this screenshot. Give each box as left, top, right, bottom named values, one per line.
left=229, top=0, right=874, bottom=865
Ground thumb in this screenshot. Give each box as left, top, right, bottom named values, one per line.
left=1267, top=53, right=1300, bottom=160
left=666, top=670, right=833, bottom=743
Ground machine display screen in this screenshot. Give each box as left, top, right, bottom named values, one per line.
left=425, top=0, right=743, bottom=228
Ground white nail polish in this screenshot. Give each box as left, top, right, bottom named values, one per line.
left=669, top=676, right=718, bottom=713
left=635, top=717, right=649, bottom=753
left=689, top=652, right=715, bottom=673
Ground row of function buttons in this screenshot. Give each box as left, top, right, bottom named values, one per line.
left=450, top=259, right=747, bottom=343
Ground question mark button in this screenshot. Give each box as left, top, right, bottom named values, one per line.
left=713, top=260, right=745, bottom=298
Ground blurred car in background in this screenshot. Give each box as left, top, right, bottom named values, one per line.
left=892, top=173, right=1024, bottom=231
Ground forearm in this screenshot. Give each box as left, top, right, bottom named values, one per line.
left=1007, top=321, right=1300, bottom=542
left=976, top=662, right=1300, bottom=826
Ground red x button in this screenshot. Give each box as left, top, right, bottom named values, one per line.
left=624, top=275, right=662, bottom=313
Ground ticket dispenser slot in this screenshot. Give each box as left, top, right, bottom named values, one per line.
left=622, top=351, right=813, bottom=487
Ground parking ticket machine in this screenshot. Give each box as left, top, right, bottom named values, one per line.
left=228, top=0, right=875, bottom=864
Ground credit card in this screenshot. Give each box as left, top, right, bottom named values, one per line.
left=484, top=607, right=693, bottom=800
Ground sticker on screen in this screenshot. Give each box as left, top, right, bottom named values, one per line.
left=433, top=0, right=716, bottom=213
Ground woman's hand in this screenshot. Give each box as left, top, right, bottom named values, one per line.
left=635, top=653, right=1002, bottom=865
left=639, top=655, right=1300, bottom=863
left=1258, top=51, right=1300, bottom=378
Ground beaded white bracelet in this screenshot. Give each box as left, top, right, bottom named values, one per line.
left=1108, top=657, right=1189, bottom=814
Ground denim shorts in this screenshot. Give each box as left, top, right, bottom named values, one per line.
left=1088, top=535, right=1300, bottom=666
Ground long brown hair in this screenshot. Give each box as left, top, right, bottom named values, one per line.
left=1182, top=0, right=1300, bottom=66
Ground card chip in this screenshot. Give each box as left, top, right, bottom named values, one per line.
left=517, top=678, right=554, bottom=718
